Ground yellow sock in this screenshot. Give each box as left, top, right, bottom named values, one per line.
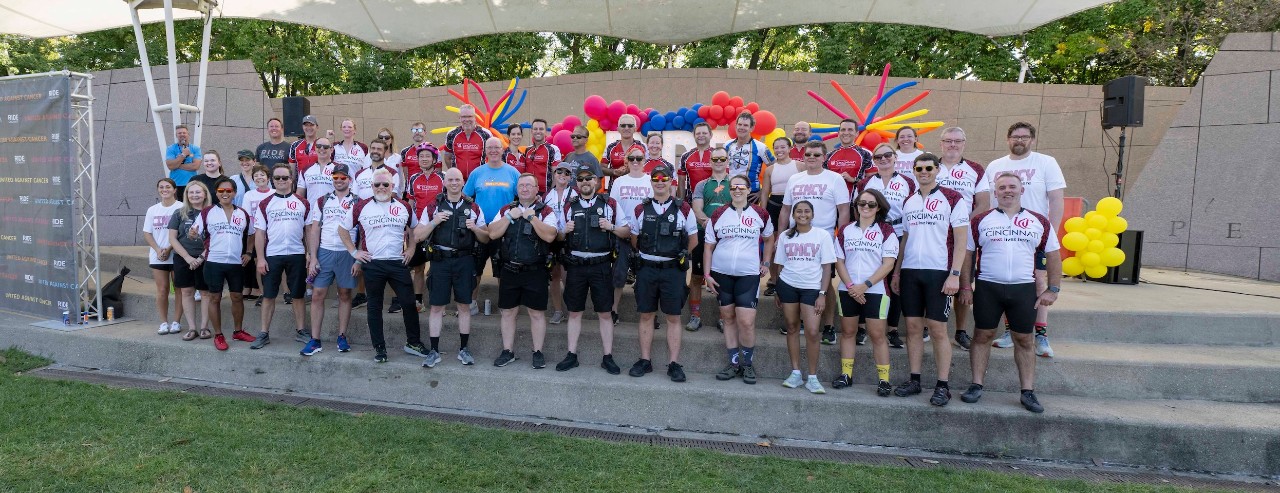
left=876, top=364, right=890, bottom=382
left=841, top=358, right=854, bottom=376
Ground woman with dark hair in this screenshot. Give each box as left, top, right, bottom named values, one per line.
left=200, top=177, right=257, bottom=351
left=168, top=181, right=211, bottom=341
left=833, top=189, right=899, bottom=395
left=705, top=174, right=774, bottom=384
left=375, top=127, right=401, bottom=170
left=145, top=178, right=183, bottom=335
left=772, top=200, right=836, bottom=394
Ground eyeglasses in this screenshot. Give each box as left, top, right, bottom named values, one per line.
left=729, top=185, right=749, bottom=191
left=804, top=152, right=824, bottom=158
left=216, top=188, right=235, bottom=193
left=571, top=135, right=588, bottom=140
left=913, top=165, right=936, bottom=173
left=872, top=152, right=895, bottom=160
left=331, top=176, right=349, bottom=181
left=626, top=156, right=645, bottom=162
left=941, top=139, right=965, bottom=145
left=315, top=144, right=333, bottom=149
left=855, top=201, right=878, bottom=208
left=372, top=183, right=393, bottom=188
left=618, top=124, right=635, bottom=129
left=710, top=157, right=728, bottom=162
left=651, top=176, right=671, bottom=183
left=1009, top=135, right=1033, bottom=141
left=411, top=128, right=424, bottom=133
left=576, top=176, right=595, bottom=182
left=273, top=176, right=291, bottom=181
left=378, top=134, right=391, bottom=140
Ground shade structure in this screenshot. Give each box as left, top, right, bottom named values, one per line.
left=1, top=0, right=1118, bottom=50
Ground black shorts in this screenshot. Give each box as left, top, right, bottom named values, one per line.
left=973, top=280, right=1037, bottom=334
left=150, top=263, right=173, bottom=272
left=634, top=263, right=687, bottom=315
left=711, top=272, right=759, bottom=308
left=899, top=268, right=952, bottom=323
left=428, top=255, right=476, bottom=306
left=886, top=290, right=902, bottom=328
left=775, top=279, right=819, bottom=306
left=474, top=241, right=500, bottom=277
left=564, top=260, right=613, bottom=313
left=839, top=291, right=889, bottom=321
left=498, top=267, right=550, bottom=310
left=241, top=261, right=259, bottom=290
left=690, top=234, right=707, bottom=278
left=172, top=255, right=208, bottom=291
left=262, top=254, right=306, bottom=299
left=766, top=195, right=784, bottom=230
left=612, top=242, right=633, bottom=288
left=203, top=261, right=245, bottom=294
left=408, top=241, right=430, bottom=268
left=1035, top=250, right=1048, bottom=271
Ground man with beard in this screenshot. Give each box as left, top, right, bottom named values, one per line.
left=301, top=163, right=358, bottom=355
left=790, top=121, right=811, bottom=160
left=249, top=164, right=311, bottom=350
left=488, top=174, right=560, bottom=368
left=353, top=139, right=402, bottom=200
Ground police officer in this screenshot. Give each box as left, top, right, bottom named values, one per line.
left=555, top=161, right=627, bottom=374
left=488, top=173, right=560, bottom=369
left=628, top=164, right=698, bottom=382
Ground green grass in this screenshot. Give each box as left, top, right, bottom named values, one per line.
left=0, top=347, right=1231, bottom=493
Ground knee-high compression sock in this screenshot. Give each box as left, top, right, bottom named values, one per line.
left=459, top=333, right=470, bottom=350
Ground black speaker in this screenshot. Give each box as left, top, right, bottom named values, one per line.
left=1097, top=230, right=1142, bottom=285
left=1102, top=76, right=1145, bottom=128
left=281, top=96, right=311, bottom=137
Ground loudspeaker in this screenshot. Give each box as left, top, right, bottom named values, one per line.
left=1097, top=230, right=1142, bottom=285
left=1102, top=76, right=1145, bottom=128
left=281, top=96, right=311, bottom=137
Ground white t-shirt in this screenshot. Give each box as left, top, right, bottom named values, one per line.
left=353, top=165, right=403, bottom=200
left=307, top=192, right=358, bottom=253
left=901, top=186, right=971, bottom=271
left=773, top=227, right=837, bottom=290
left=543, top=186, right=577, bottom=229
left=781, top=170, right=851, bottom=232
left=143, top=201, right=182, bottom=264
left=968, top=208, right=1061, bottom=285
left=346, top=197, right=417, bottom=261
left=299, top=162, right=336, bottom=205
left=195, top=206, right=254, bottom=265
left=893, top=148, right=923, bottom=181
left=628, top=197, right=698, bottom=261
left=976, top=152, right=1066, bottom=216
left=242, top=187, right=273, bottom=229
left=610, top=173, right=654, bottom=227
left=253, top=193, right=310, bottom=257
left=836, top=221, right=899, bottom=295
left=705, top=203, right=774, bottom=277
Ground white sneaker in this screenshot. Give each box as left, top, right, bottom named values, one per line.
left=157, top=322, right=170, bottom=335
left=193, top=291, right=201, bottom=301
left=549, top=310, right=565, bottom=324
left=169, top=322, right=182, bottom=334
left=782, top=371, right=804, bottom=388
left=805, top=375, right=827, bottom=394
left=922, top=327, right=931, bottom=342
left=1035, top=334, right=1055, bottom=358
left=993, top=331, right=1013, bottom=348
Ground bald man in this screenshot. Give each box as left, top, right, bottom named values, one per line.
left=790, top=121, right=812, bottom=160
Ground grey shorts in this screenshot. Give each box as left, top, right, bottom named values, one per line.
left=313, top=248, right=356, bottom=290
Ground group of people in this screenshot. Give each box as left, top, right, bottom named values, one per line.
left=143, top=105, right=1066, bottom=413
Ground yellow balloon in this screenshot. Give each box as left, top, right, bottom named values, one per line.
left=1101, top=247, right=1126, bottom=267
left=1096, top=197, right=1124, bottom=217
left=1079, top=252, right=1101, bottom=267
left=1061, top=232, right=1089, bottom=252
left=1101, top=232, right=1120, bottom=248
left=1085, top=228, right=1101, bottom=240
left=1085, top=265, right=1109, bottom=278
left=586, top=119, right=600, bottom=130
left=1063, top=217, right=1087, bottom=234
left=1084, top=210, right=1099, bottom=221
left=1087, top=214, right=1109, bottom=230
left=1062, top=257, right=1084, bottom=276
left=1086, top=240, right=1105, bottom=253
left=764, top=128, right=787, bottom=150
left=1106, top=216, right=1128, bottom=234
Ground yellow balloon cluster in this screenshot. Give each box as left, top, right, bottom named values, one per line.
left=585, top=119, right=606, bottom=159
left=1060, top=197, right=1128, bottom=278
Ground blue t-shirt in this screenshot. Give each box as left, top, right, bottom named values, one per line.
left=165, top=143, right=202, bottom=186
left=462, top=163, right=520, bottom=223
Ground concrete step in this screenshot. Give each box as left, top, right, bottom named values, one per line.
left=5, top=320, right=1278, bottom=478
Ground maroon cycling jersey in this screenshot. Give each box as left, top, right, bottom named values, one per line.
left=521, top=141, right=559, bottom=195
left=288, top=138, right=319, bottom=175
left=443, top=126, right=492, bottom=180
left=824, top=144, right=874, bottom=195
left=405, top=171, right=445, bottom=218
left=679, top=148, right=713, bottom=197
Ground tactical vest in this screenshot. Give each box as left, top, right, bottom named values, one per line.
left=429, top=195, right=476, bottom=252
left=638, top=198, right=688, bottom=259
left=566, top=195, right=615, bottom=254
left=499, top=201, right=551, bottom=266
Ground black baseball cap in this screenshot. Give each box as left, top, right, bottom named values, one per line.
left=330, top=163, right=352, bottom=177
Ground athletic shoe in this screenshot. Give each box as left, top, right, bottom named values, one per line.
left=993, top=331, right=1013, bottom=348
left=374, top=346, right=387, bottom=363
left=1021, top=391, right=1045, bottom=413
left=821, top=325, right=836, bottom=345
left=301, top=339, right=322, bottom=356
left=169, top=322, right=182, bottom=335
left=876, top=380, right=893, bottom=397
left=213, top=334, right=229, bottom=351
left=469, top=301, right=479, bottom=316
left=741, top=365, right=757, bottom=385
left=855, top=327, right=867, bottom=346
left=1035, top=334, right=1055, bottom=358
left=293, top=329, right=309, bottom=343
left=799, top=321, right=805, bottom=335
left=254, top=298, right=262, bottom=307
left=685, top=315, right=702, bottom=332
left=955, top=330, right=972, bottom=351
left=894, top=379, right=922, bottom=397
left=416, top=301, right=426, bottom=313
left=715, top=363, right=740, bottom=381
left=388, top=296, right=402, bottom=313
left=283, top=293, right=292, bottom=305
left=779, top=326, right=789, bottom=335
left=717, top=320, right=725, bottom=333
left=763, top=283, right=777, bottom=297
left=351, top=293, right=367, bottom=308
left=456, top=348, right=475, bottom=365
left=193, top=291, right=201, bottom=301
left=404, top=342, right=429, bottom=358
left=249, top=332, right=270, bottom=349
left=556, top=352, right=579, bottom=371
left=832, top=374, right=852, bottom=389
left=654, top=320, right=661, bottom=331
left=611, top=311, right=620, bottom=325
left=532, top=350, right=546, bottom=369
left=782, top=372, right=804, bottom=388
left=888, top=330, right=904, bottom=348
left=601, top=355, right=621, bottom=375
left=805, top=375, right=826, bottom=394
left=157, top=322, right=171, bottom=335
left=549, top=310, right=565, bottom=325
left=961, top=384, right=984, bottom=403
left=922, top=327, right=931, bottom=342
left=930, top=386, right=952, bottom=406
left=336, top=334, right=350, bottom=352
left=493, top=349, right=517, bottom=367
left=231, top=330, right=256, bottom=342
left=628, top=359, right=653, bottom=377
left=667, top=362, right=686, bottom=382
left=422, top=350, right=441, bottom=368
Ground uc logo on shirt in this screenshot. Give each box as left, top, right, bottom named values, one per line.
left=1013, top=216, right=1032, bottom=229
left=924, top=198, right=942, bottom=212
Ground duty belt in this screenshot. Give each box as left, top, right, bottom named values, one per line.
left=562, top=253, right=612, bottom=266
left=502, top=261, right=548, bottom=273
left=430, top=249, right=469, bottom=259
left=638, top=257, right=684, bottom=270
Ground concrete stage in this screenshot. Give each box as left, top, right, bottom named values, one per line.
left=3, top=247, right=1278, bottom=478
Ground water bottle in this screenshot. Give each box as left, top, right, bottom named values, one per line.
left=62, top=311, right=70, bottom=325
left=483, top=299, right=491, bottom=316
left=106, top=307, right=115, bottom=321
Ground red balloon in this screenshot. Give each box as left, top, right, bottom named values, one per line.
left=860, top=131, right=883, bottom=150
left=724, top=106, right=738, bottom=120
left=583, top=95, right=607, bottom=119
left=729, top=96, right=744, bottom=108
left=551, top=123, right=563, bottom=135
left=626, top=104, right=640, bottom=116
left=708, top=105, right=724, bottom=120
left=727, top=124, right=738, bottom=140
left=711, top=91, right=730, bottom=107
left=697, top=106, right=710, bottom=118
left=607, top=100, right=625, bottom=120
left=561, top=115, right=582, bottom=132
left=600, top=118, right=615, bottom=131
left=552, top=129, right=573, bottom=155
left=752, top=110, right=777, bottom=138
left=745, top=102, right=760, bottom=113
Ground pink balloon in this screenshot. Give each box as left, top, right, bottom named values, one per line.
left=552, top=129, right=574, bottom=155
left=561, top=115, right=582, bottom=132
left=551, top=123, right=563, bottom=135
left=583, top=95, right=607, bottom=119
left=607, top=100, right=626, bottom=120
left=599, top=118, right=615, bottom=131
left=626, top=104, right=641, bottom=116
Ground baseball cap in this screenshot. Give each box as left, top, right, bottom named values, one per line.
left=330, top=163, right=352, bottom=177
left=651, top=164, right=675, bottom=178
left=573, top=160, right=603, bottom=178
left=302, top=115, right=318, bottom=125
left=237, top=149, right=255, bottom=160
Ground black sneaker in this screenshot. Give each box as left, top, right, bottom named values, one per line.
left=888, top=330, right=904, bottom=348
left=532, top=350, right=546, bottom=369
left=556, top=352, right=579, bottom=372
left=611, top=311, right=620, bottom=325
left=821, top=325, right=836, bottom=345
left=930, top=386, right=952, bottom=406
left=876, top=380, right=893, bottom=397
left=374, top=345, right=388, bottom=363
left=352, top=293, right=367, bottom=308
left=894, top=379, right=922, bottom=397
left=855, top=327, right=867, bottom=345
left=716, top=320, right=725, bottom=333
left=494, top=349, right=517, bottom=367
left=293, top=329, right=309, bottom=343
left=955, top=330, right=972, bottom=351
left=601, top=355, right=621, bottom=375
left=403, top=342, right=429, bottom=358
left=922, top=327, right=931, bottom=342
left=763, top=283, right=777, bottom=297
left=628, top=359, right=652, bottom=377
left=715, top=363, right=740, bottom=381
left=1021, top=391, right=1044, bottom=413
left=284, top=293, right=293, bottom=305
left=778, top=326, right=789, bottom=335
left=961, top=384, right=984, bottom=403
left=667, top=362, right=686, bottom=382
left=388, top=296, right=402, bottom=313
left=832, top=374, right=852, bottom=389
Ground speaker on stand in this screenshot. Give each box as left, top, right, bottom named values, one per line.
left=281, top=96, right=311, bottom=138
left=1102, top=75, right=1145, bottom=200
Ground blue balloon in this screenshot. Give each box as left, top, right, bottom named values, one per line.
left=650, top=114, right=666, bottom=130
left=665, top=111, right=677, bottom=121
left=693, top=117, right=705, bottom=126
left=673, top=115, right=685, bottom=129
left=640, top=122, right=651, bottom=133
left=690, top=103, right=703, bottom=113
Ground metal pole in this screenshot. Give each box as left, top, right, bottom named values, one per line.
left=1113, top=126, right=1127, bottom=199
left=129, top=5, right=171, bottom=177
left=162, top=0, right=183, bottom=136
left=193, top=7, right=213, bottom=145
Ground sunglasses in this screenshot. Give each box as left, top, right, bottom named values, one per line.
left=626, top=156, right=645, bottom=162
left=315, top=144, right=333, bottom=149
left=855, top=201, right=878, bottom=208
left=651, top=176, right=672, bottom=183
left=729, top=185, right=749, bottom=191
left=272, top=176, right=291, bottom=181
left=710, top=157, right=728, bottom=162
left=372, top=183, right=393, bottom=188
left=571, top=135, right=588, bottom=139
left=215, top=188, right=235, bottom=193
left=576, top=176, right=595, bottom=182
left=914, top=165, right=936, bottom=173
left=411, top=128, right=424, bottom=133
left=804, top=152, right=824, bottom=158
left=618, top=124, right=635, bottom=129
left=872, top=152, right=895, bottom=160
left=331, top=175, right=349, bottom=181
left=378, top=135, right=391, bottom=139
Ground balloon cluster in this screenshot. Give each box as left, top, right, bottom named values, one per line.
left=583, top=95, right=650, bottom=132
left=807, top=63, right=945, bottom=150
left=431, top=78, right=527, bottom=145
left=1060, top=197, right=1129, bottom=279
left=547, top=115, right=606, bottom=157
left=643, top=104, right=704, bottom=133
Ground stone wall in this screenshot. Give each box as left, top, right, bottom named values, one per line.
left=1126, top=32, right=1280, bottom=281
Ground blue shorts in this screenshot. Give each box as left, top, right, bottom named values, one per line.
left=775, top=279, right=820, bottom=306
left=313, top=248, right=356, bottom=290
left=711, top=272, right=759, bottom=309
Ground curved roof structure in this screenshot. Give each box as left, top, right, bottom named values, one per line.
left=1, top=0, right=1118, bottom=51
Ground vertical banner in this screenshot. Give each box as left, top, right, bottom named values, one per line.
left=0, top=75, right=77, bottom=319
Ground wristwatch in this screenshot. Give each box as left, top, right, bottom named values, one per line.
left=818, top=290, right=827, bottom=295
left=950, top=269, right=962, bottom=276
left=1047, top=286, right=1061, bottom=293
left=864, top=279, right=874, bottom=288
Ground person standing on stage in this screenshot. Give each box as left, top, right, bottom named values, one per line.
left=198, top=177, right=257, bottom=351
left=522, top=119, right=559, bottom=195
left=489, top=174, right=560, bottom=369
left=503, top=124, right=526, bottom=172
left=297, top=137, right=337, bottom=204
left=332, top=119, right=368, bottom=170
left=857, top=143, right=916, bottom=349
left=463, top=137, right=520, bottom=313
left=402, top=144, right=445, bottom=314
left=688, top=145, right=732, bottom=332
left=398, top=122, right=429, bottom=177
left=825, top=118, right=875, bottom=196
left=602, top=114, right=645, bottom=191
left=935, top=126, right=987, bottom=351
left=724, top=111, right=774, bottom=201
left=249, top=164, right=311, bottom=349
left=256, top=118, right=291, bottom=169
left=833, top=189, right=898, bottom=394
left=892, top=126, right=924, bottom=180
left=353, top=139, right=402, bottom=200
left=168, top=182, right=211, bottom=341
left=165, top=124, right=201, bottom=196
left=678, top=122, right=714, bottom=200
left=146, top=178, right=183, bottom=336
left=790, top=122, right=811, bottom=160
left=779, top=140, right=849, bottom=340
left=302, top=164, right=358, bottom=356
left=608, top=146, right=653, bottom=324
left=543, top=160, right=578, bottom=325
left=705, top=174, right=774, bottom=384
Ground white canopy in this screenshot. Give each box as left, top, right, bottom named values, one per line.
left=0, top=0, right=1118, bottom=50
